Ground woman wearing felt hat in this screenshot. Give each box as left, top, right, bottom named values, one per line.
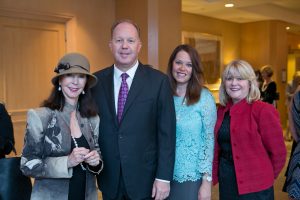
left=20, top=52, right=103, bottom=200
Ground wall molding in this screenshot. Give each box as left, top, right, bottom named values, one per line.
left=0, top=8, right=73, bottom=23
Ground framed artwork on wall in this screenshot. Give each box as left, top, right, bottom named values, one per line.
left=182, top=31, right=222, bottom=91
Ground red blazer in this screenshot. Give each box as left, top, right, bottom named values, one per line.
left=212, top=99, right=286, bottom=195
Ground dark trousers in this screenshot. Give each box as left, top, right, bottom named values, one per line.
left=102, top=171, right=153, bottom=200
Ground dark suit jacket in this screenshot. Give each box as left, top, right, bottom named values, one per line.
left=0, top=103, right=14, bottom=158
left=92, top=63, right=176, bottom=199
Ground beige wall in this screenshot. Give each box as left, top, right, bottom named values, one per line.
left=241, top=21, right=271, bottom=68
left=0, top=0, right=115, bottom=72
left=288, top=32, right=300, bottom=50
left=241, top=20, right=288, bottom=126
left=115, top=0, right=149, bottom=64
left=181, top=12, right=241, bottom=67
left=157, top=0, right=181, bottom=72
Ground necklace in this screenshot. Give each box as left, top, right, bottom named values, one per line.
left=71, top=136, right=86, bottom=171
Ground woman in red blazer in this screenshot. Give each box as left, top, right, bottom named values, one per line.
left=212, top=60, right=286, bottom=199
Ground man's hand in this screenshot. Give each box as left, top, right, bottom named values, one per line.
left=151, top=180, right=170, bottom=200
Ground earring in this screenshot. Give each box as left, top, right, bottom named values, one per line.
left=82, top=90, right=85, bottom=95
left=58, top=86, right=61, bottom=91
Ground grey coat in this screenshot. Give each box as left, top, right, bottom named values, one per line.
left=20, top=105, right=102, bottom=200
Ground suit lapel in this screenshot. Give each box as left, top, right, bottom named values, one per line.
left=122, top=64, right=146, bottom=120
left=102, top=66, right=119, bottom=125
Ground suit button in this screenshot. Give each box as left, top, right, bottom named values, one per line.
left=119, top=135, right=123, bottom=139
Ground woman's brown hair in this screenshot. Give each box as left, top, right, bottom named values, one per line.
left=167, top=44, right=204, bottom=105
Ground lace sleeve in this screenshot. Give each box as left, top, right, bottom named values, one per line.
left=199, top=90, right=217, bottom=176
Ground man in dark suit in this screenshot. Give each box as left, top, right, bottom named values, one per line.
left=92, top=19, right=176, bottom=200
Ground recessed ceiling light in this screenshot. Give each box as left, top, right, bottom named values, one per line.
left=286, top=26, right=290, bottom=30
left=225, top=3, right=234, bottom=8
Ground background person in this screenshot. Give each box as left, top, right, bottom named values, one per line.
left=0, top=102, right=15, bottom=158
left=284, top=89, right=300, bottom=200
left=92, top=19, right=176, bottom=200
left=285, top=71, right=300, bottom=141
left=166, top=44, right=216, bottom=200
left=21, top=53, right=103, bottom=200
left=213, top=60, right=286, bottom=200
left=260, top=65, right=278, bottom=106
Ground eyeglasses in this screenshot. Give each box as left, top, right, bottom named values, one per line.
left=54, top=63, right=88, bottom=73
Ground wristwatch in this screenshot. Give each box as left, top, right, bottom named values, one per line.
left=202, top=174, right=212, bottom=182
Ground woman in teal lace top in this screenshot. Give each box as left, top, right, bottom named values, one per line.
left=167, top=44, right=217, bottom=200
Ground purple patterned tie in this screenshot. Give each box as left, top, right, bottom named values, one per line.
left=117, top=73, right=129, bottom=123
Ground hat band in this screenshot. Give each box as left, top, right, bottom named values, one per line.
left=54, top=63, right=88, bottom=73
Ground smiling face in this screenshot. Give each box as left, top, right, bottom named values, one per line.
left=109, top=22, right=142, bottom=72
left=224, top=69, right=250, bottom=104
left=172, top=50, right=193, bottom=87
left=59, top=73, right=87, bottom=105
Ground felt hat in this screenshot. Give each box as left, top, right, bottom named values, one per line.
left=51, top=52, right=97, bottom=88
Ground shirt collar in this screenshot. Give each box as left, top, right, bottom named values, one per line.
left=114, top=61, right=139, bottom=79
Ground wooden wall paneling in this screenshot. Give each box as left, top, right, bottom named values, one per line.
left=0, top=16, right=66, bottom=154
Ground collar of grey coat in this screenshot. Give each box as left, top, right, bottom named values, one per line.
left=61, top=102, right=78, bottom=125
left=59, top=102, right=83, bottom=135
left=59, top=102, right=95, bottom=149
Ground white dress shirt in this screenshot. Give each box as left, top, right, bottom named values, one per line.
left=113, top=61, right=139, bottom=114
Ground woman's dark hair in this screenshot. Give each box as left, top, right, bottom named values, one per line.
left=167, top=44, right=204, bottom=105
left=42, top=81, right=98, bottom=118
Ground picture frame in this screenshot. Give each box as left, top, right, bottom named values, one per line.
left=182, top=31, right=222, bottom=91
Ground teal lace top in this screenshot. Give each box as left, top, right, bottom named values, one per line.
left=173, top=88, right=217, bottom=183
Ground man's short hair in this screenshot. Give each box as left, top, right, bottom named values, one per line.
left=111, top=19, right=141, bottom=38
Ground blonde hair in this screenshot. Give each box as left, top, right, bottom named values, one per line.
left=219, top=60, right=261, bottom=106
left=260, top=65, right=274, bottom=77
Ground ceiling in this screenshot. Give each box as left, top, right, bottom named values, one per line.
left=182, top=0, right=300, bottom=33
